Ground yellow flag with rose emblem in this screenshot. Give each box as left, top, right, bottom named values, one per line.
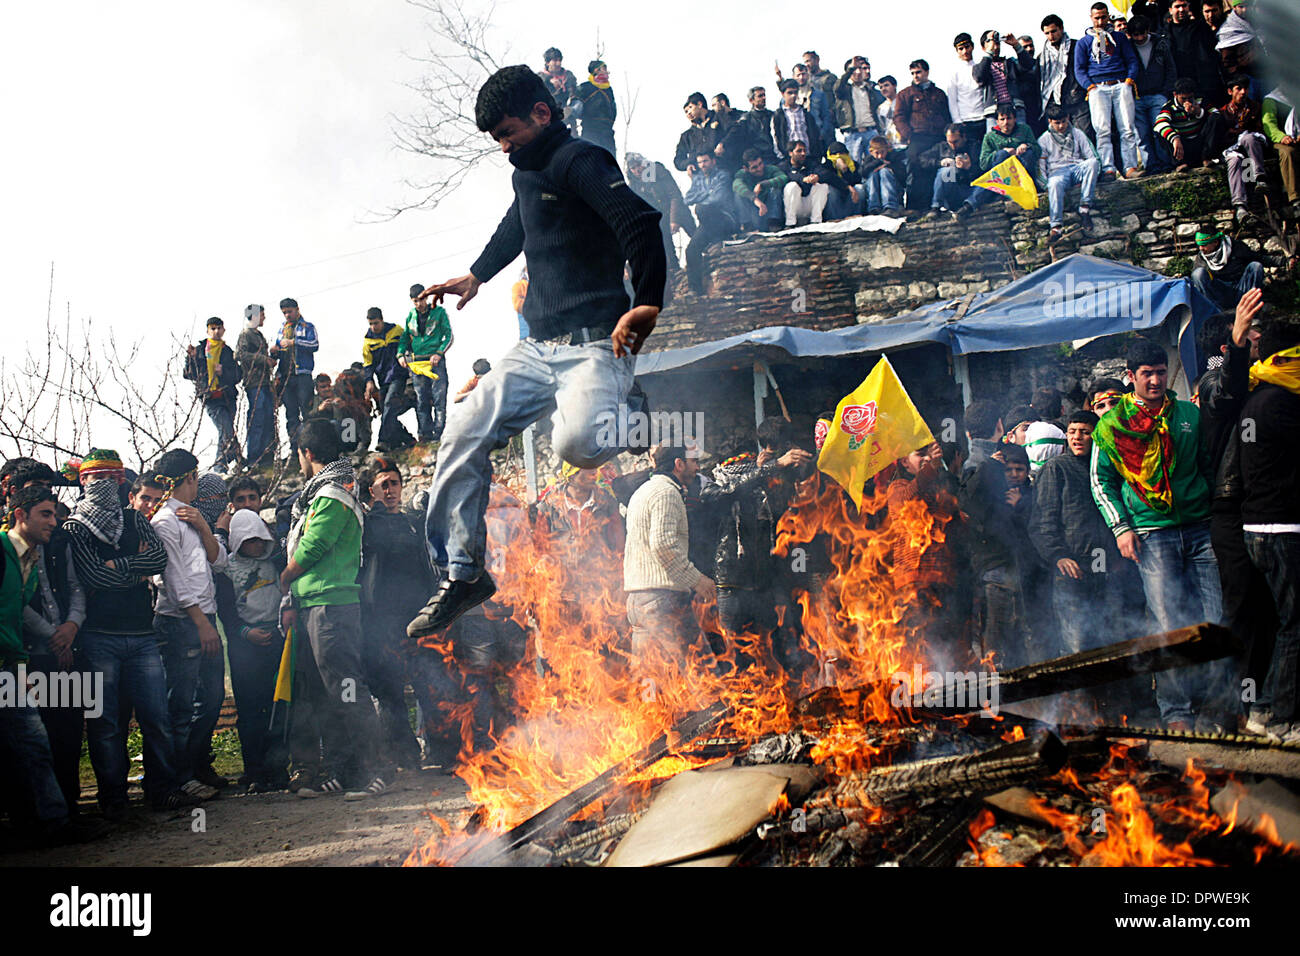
left=817, top=356, right=934, bottom=509
left=970, top=155, right=1039, bottom=210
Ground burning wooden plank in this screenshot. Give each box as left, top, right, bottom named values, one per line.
left=454, top=701, right=730, bottom=866
left=829, top=731, right=1068, bottom=807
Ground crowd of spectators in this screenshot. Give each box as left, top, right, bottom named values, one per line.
left=602, top=1, right=1292, bottom=293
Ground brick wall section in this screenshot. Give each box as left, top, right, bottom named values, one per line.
left=652, top=167, right=1290, bottom=353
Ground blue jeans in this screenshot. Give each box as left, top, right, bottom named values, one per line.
left=1052, top=570, right=1123, bottom=656
left=1244, top=532, right=1300, bottom=724
left=426, top=337, right=635, bottom=581
left=844, top=130, right=876, bottom=167
left=0, top=677, right=69, bottom=827
left=80, top=631, right=178, bottom=807
left=931, top=168, right=968, bottom=211
left=1087, top=82, right=1140, bottom=173
left=735, top=186, right=784, bottom=230
left=244, top=384, right=276, bottom=464
left=864, top=166, right=900, bottom=212
left=190, top=636, right=226, bottom=776
left=1134, top=92, right=1168, bottom=172
left=413, top=365, right=448, bottom=442
left=1134, top=522, right=1226, bottom=725
left=204, top=399, right=239, bottom=468
left=1191, top=262, right=1265, bottom=311
left=1046, top=158, right=1101, bottom=226
left=155, top=613, right=211, bottom=783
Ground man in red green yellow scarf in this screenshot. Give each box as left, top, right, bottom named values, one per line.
left=1090, top=338, right=1227, bottom=732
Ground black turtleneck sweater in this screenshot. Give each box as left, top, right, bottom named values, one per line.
left=470, top=122, right=666, bottom=341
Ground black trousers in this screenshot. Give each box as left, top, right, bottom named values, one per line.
left=685, top=205, right=736, bottom=293
left=1211, top=508, right=1279, bottom=717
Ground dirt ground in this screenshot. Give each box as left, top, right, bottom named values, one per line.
left=5, top=769, right=470, bottom=867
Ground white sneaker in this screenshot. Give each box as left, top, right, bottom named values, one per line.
left=344, top=776, right=388, bottom=801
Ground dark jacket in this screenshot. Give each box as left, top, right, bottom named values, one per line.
left=699, top=455, right=796, bottom=588
left=184, top=338, right=242, bottom=404
left=1198, top=342, right=1251, bottom=505
left=1132, top=32, right=1178, bottom=98
left=628, top=159, right=696, bottom=236
left=740, top=108, right=779, bottom=163
left=917, top=138, right=977, bottom=180
left=1238, top=383, right=1300, bottom=526
left=973, top=50, right=1035, bottom=114
left=959, top=441, right=1018, bottom=578
left=777, top=157, right=835, bottom=197
left=893, top=83, right=952, bottom=144
left=1166, top=18, right=1222, bottom=102
left=362, top=321, right=406, bottom=389
left=833, top=76, right=885, bottom=132
left=1196, top=240, right=1259, bottom=287
left=359, top=506, right=436, bottom=622
left=236, top=326, right=274, bottom=391
left=773, top=104, right=824, bottom=161
left=1040, top=38, right=1090, bottom=110
left=66, top=511, right=167, bottom=636
left=1029, top=451, right=1117, bottom=567
left=469, top=123, right=665, bottom=340
left=537, top=67, right=579, bottom=109
left=675, top=121, right=722, bottom=172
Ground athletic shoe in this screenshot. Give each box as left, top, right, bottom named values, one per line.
left=297, top=776, right=344, bottom=799
left=1079, top=211, right=1094, bottom=232
left=406, top=573, right=497, bottom=639
left=344, top=776, right=389, bottom=801
left=181, top=779, right=219, bottom=801
left=153, top=789, right=203, bottom=811
left=1244, top=709, right=1272, bottom=736
left=47, top=818, right=112, bottom=846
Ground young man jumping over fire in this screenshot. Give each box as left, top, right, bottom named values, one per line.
left=406, top=65, right=666, bottom=638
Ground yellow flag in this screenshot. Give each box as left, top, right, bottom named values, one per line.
left=817, top=356, right=934, bottom=509
left=1112, top=0, right=1133, bottom=14
left=971, top=155, right=1039, bottom=210
left=273, top=626, right=294, bottom=703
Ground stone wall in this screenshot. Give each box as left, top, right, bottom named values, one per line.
left=651, top=166, right=1292, bottom=352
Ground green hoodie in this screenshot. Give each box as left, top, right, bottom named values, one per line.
left=1089, top=396, right=1211, bottom=536
left=1, top=534, right=39, bottom=664
left=399, top=305, right=452, bottom=359
left=290, top=496, right=362, bottom=607
left=979, top=122, right=1042, bottom=177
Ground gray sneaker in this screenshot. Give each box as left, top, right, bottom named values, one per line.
left=1245, top=708, right=1272, bottom=736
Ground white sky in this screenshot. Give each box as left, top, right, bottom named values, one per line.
left=5, top=0, right=1087, bottom=459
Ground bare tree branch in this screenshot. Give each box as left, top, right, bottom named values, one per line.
left=382, top=0, right=513, bottom=217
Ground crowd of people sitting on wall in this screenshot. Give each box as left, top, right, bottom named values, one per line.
left=539, top=2, right=1295, bottom=295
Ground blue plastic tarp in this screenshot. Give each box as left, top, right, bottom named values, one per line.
left=635, top=254, right=1219, bottom=377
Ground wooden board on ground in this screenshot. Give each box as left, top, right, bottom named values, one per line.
left=607, top=765, right=810, bottom=868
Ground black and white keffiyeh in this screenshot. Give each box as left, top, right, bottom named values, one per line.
left=66, top=478, right=124, bottom=546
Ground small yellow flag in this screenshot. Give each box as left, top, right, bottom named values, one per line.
left=273, top=626, right=294, bottom=703
left=1112, top=0, right=1133, bottom=15
left=971, top=155, right=1039, bottom=211
left=817, top=355, right=934, bottom=509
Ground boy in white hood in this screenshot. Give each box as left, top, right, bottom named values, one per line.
left=225, top=509, right=288, bottom=792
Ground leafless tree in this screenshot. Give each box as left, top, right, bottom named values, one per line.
left=388, top=0, right=510, bottom=215
left=1, top=305, right=205, bottom=474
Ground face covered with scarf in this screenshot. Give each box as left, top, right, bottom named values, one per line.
left=1196, top=230, right=1232, bottom=272
left=70, top=477, right=125, bottom=546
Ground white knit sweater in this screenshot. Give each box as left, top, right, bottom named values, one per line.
left=623, top=474, right=704, bottom=593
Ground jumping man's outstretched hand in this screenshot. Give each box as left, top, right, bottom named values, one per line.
left=611, top=304, right=659, bottom=358
left=420, top=276, right=479, bottom=309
